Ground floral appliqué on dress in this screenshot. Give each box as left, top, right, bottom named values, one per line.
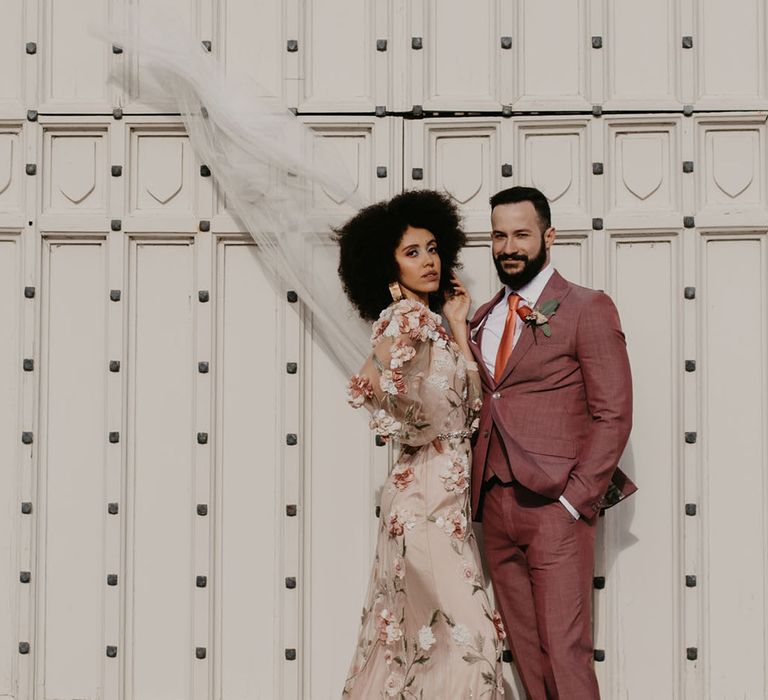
left=342, top=299, right=504, bottom=699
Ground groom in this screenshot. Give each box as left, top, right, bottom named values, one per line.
left=468, top=186, right=635, bottom=700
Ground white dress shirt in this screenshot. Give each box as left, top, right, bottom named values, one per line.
left=480, top=264, right=555, bottom=376
left=479, top=264, right=580, bottom=519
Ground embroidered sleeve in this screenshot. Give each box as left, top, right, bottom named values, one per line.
left=464, top=363, right=482, bottom=435
left=345, top=300, right=447, bottom=446
left=346, top=299, right=482, bottom=446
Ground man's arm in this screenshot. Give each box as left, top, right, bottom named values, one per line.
left=561, top=292, right=633, bottom=518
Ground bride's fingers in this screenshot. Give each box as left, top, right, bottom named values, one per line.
left=447, top=283, right=464, bottom=299
left=450, top=277, right=467, bottom=295
left=453, top=283, right=469, bottom=300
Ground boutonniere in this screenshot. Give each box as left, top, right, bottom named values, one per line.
left=516, top=299, right=560, bottom=339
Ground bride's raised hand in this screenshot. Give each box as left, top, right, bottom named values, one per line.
left=442, top=274, right=471, bottom=327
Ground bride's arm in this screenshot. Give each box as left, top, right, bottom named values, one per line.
left=442, top=275, right=476, bottom=366
left=347, top=332, right=441, bottom=447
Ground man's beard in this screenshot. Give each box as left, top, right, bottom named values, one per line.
left=493, top=235, right=548, bottom=290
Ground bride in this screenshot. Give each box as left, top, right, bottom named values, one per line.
left=336, top=190, right=505, bottom=699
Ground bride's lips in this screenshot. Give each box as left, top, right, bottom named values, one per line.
left=422, top=271, right=439, bottom=280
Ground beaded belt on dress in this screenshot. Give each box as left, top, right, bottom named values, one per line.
left=436, top=430, right=472, bottom=441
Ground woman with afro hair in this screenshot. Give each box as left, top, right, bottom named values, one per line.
left=338, top=190, right=505, bottom=698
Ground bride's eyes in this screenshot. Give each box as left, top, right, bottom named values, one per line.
left=404, top=245, right=438, bottom=257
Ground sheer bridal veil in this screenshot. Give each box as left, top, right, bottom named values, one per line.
left=94, top=6, right=371, bottom=376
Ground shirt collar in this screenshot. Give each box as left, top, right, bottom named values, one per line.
left=503, top=264, right=556, bottom=307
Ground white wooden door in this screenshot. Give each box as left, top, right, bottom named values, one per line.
left=1, top=1, right=766, bottom=698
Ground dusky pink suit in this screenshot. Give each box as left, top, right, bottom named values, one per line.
left=469, top=269, right=636, bottom=699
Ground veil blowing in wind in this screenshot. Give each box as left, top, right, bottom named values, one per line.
left=95, top=6, right=372, bottom=376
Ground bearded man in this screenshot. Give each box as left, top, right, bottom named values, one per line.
left=468, top=186, right=636, bottom=700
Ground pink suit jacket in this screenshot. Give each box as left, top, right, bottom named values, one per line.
left=469, top=270, right=636, bottom=520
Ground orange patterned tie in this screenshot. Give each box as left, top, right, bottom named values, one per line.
left=494, top=292, right=520, bottom=384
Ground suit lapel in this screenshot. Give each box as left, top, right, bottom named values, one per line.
left=495, top=270, right=572, bottom=387
left=468, top=289, right=504, bottom=389
left=469, top=289, right=503, bottom=339
left=495, top=322, right=536, bottom=385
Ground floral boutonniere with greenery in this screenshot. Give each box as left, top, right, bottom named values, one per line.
left=516, top=299, right=560, bottom=340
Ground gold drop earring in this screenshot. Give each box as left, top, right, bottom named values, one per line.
left=388, top=281, right=404, bottom=302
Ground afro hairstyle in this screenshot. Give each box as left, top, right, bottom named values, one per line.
left=336, top=189, right=466, bottom=321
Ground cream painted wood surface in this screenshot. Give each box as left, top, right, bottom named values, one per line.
left=0, top=1, right=767, bottom=699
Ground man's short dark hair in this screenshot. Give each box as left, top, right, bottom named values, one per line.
left=490, top=186, right=551, bottom=232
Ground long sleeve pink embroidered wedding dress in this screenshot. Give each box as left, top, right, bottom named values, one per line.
left=342, top=299, right=505, bottom=699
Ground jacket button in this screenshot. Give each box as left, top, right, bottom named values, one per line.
left=491, top=392, right=500, bottom=399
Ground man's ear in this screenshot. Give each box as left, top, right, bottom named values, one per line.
left=544, top=227, right=557, bottom=249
